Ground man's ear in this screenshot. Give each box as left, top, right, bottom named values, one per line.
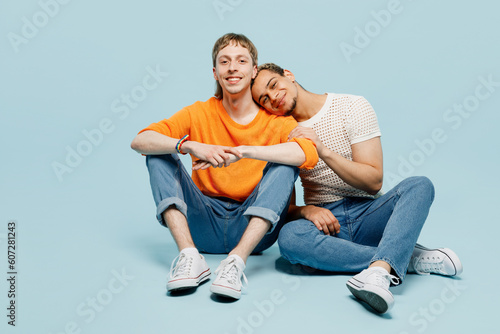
left=284, top=69, right=295, bottom=82
left=213, top=67, right=218, bottom=81
left=252, top=65, right=258, bottom=79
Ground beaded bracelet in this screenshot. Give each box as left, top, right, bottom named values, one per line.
left=175, top=135, right=189, bottom=155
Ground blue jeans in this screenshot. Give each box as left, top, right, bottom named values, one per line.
left=278, top=176, right=435, bottom=281
left=146, top=154, right=299, bottom=254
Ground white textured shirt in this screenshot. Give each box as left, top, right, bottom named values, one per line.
left=298, top=93, right=381, bottom=204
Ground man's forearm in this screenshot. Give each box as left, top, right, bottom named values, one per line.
left=132, top=131, right=243, bottom=169
left=319, top=148, right=382, bottom=195
left=240, top=142, right=306, bottom=166
left=130, top=130, right=179, bottom=155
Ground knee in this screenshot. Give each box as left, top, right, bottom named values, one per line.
left=404, top=176, right=435, bottom=202
left=264, top=163, right=299, bottom=179
left=146, top=154, right=161, bottom=168
left=146, top=154, right=178, bottom=170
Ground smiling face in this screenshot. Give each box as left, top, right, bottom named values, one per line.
left=251, top=69, right=298, bottom=116
left=213, top=42, right=257, bottom=98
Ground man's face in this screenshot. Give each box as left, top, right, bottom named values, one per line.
left=213, top=42, right=257, bottom=97
left=251, top=69, right=297, bottom=116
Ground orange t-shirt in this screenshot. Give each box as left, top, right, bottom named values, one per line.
left=139, top=97, right=318, bottom=202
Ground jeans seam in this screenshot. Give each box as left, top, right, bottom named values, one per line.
left=364, top=192, right=398, bottom=218
left=224, top=217, right=228, bottom=252
left=343, top=200, right=353, bottom=240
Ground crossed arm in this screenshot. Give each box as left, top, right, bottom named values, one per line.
left=286, top=126, right=383, bottom=235
left=130, top=130, right=307, bottom=169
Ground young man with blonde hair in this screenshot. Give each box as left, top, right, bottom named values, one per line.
left=131, top=35, right=318, bottom=300
left=251, top=63, right=462, bottom=313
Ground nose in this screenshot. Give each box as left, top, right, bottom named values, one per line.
left=271, top=91, right=279, bottom=106
left=228, top=61, right=236, bottom=71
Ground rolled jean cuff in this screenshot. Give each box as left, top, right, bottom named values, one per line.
left=243, top=206, right=280, bottom=234
left=156, top=197, right=187, bottom=226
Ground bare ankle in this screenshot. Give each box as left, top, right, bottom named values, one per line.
left=369, top=260, right=391, bottom=273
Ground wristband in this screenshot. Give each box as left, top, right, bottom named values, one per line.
left=176, top=135, right=189, bottom=155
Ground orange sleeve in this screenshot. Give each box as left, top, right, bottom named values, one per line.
left=138, top=106, right=192, bottom=139
left=289, top=137, right=318, bottom=170
left=279, top=116, right=318, bottom=170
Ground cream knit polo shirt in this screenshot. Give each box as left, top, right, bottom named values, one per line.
left=298, top=93, right=381, bottom=204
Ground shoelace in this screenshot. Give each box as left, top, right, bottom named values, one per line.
left=413, top=255, right=444, bottom=275
left=169, top=253, right=193, bottom=279
left=368, top=270, right=400, bottom=287
left=215, top=258, right=248, bottom=287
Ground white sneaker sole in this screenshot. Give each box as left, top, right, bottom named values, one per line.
left=346, top=279, right=394, bottom=314
left=167, top=269, right=211, bottom=291
left=415, top=244, right=463, bottom=276
left=210, top=283, right=241, bottom=299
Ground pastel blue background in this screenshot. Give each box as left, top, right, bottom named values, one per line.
left=1, top=0, right=498, bottom=333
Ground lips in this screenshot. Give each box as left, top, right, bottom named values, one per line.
left=226, top=76, right=242, bottom=84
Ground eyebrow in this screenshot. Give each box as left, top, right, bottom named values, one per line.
left=258, top=77, right=274, bottom=104
left=218, top=54, right=249, bottom=61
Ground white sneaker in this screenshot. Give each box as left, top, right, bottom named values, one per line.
left=346, top=267, right=400, bottom=314
left=408, top=244, right=463, bottom=276
left=210, top=255, right=247, bottom=299
left=167, top=250, right=211, bottom=291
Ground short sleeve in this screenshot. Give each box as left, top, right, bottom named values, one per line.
left=346, top=96, right=381, bottom=144
left=280, top=115, right=318, bottom=169
left=138, top=106, right=192, bottom=139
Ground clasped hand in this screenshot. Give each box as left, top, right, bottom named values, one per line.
left=189, top=142, right=244, bottom=170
